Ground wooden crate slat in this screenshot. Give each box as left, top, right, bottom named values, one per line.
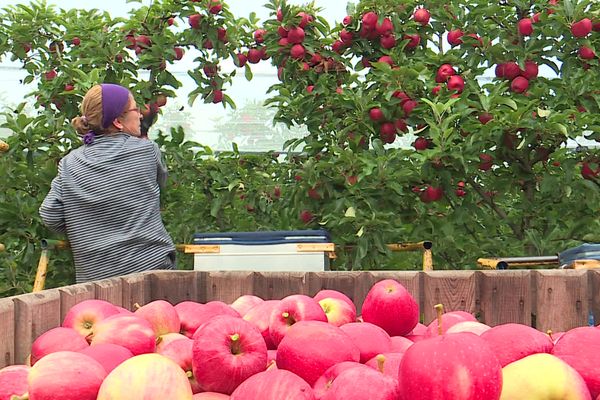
left=478, top=271, right=532, bottom=326
left=0, top=298, right=15, bottom=368
left=204, top=271, right=254, bottom=304
left=120, top=272, right=152, bottom=311
left=13, top=290, right=61, bottom=365
left=252, top=272, right=312, bottom=300
left=306, top=271, right=360, bottom=304
left=94, top=277, right=123, bottom=307
left=423, top=271, right=478, bottom=325
left=592, top=270, right=600, bottom=326
left=58, top=282, right=95, bottom=322
left=149, top=271, right=200, bottom=305
left=535, top=270, right=589, bottom=332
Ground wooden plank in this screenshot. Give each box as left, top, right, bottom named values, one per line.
left=252, top=272, right=312, bottom=300
left=423, top=271, right=478, bottom=325
left=121, top=272, right=152, bottom=311
left=58, top=282, right=96, bottom=322
left=13, top=290, right=61, bottom=365
left=535, top=270, right=589, bottom=332
left=306, top=271, right=360, bottom=304
left=204, top=271, right=254, bottom=304
left=149, top=271, right=199, bottom=305
left=0, top=298, right=15, bottom=367
left=592, top=271, right=600, bottom=326
left=354, top=271, right=421, bottom=315
left=94, top=277, right=123, bottom=307
left=479, top=270, right=532, bottom=326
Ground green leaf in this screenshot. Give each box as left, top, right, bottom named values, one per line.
left=495, top=98, right=518, bottom=110
left=345, top=207, right=356, bottom=218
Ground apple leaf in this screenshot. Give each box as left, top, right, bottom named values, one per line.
left=495, top=98, right=518, bottom=110
left=345, top=207, right=356, bottom=218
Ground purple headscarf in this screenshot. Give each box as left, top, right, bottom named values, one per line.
left=100, top=83, right=130, bottom=129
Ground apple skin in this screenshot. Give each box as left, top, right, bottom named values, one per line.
left=361, top=279, right=419, bottom=336
left=243, top=300, right=280, bottom=349
left=312, top=361, right=369, bottom=398
left=156, top=332, right=188, bottom=353
left=175, top=301, right=240, bottom=338
left=552, top=327, right=600, bottom=398
left=79, top=343, right=133, bottom=374
left=318, top=297, right=356, bottom=327
left=446, top=321, right=491, bottom=336
left=192, top=315, right=267, bottom=394
left=28, top=351, right=107, bottom=400
left=398, top=332, right=503, bottom=400
left=365, top=352, right=405, bottom=378
left=423, top=311, right=476, bottom=337
left=91, top=314, right=156, bottom=356
left=230, top=369, right=315, bottom=400
left=97, top=353, right=193, bottom=400
left=313, top=289, right=355, bottom=311
left=0, top=365, right=29, bottom=400
left=193, top=393, right=230, bottom=399
left=276, top=320, right=360, bottom=386
left=230, top=295, right=264, bottom=317
left=339, top=322, right=392, bottom=363
left=134, top=300, right=181, bottom=337
left=158, top=336, right=201, bottom=393
left=269, top=294, right=328, bottom=347
left=30, top=326, right=89, bottom=365
left=321, top=366, right=399, bottom=400
left=500, top=353, right=591, bottom=400
left=390, top=335, right=413, bottom=352
left=480, top=323, right=553, bottom=367
left=62, top=299, right=120, bottom=339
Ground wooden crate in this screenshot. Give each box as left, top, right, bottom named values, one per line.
left=0, top=269, right=598, bottom=368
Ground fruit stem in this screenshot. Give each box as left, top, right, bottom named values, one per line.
left=376, top=354, right=386, bottom=374
left=547, top=329, right=554, bottom=342
left=230, top=333, right=241, bottom=354
left=282, top=312, right=289, bottom=319
left=133, top=302, right=141, bottom=310
left=434, top=304, right=444, bottom=336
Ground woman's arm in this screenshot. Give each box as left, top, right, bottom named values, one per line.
left=39, top=159, right=67, bottom=233
left=153, top=143, right=168, bottom=189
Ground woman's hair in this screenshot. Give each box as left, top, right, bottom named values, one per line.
left=71, top=84, right=130, bottom=135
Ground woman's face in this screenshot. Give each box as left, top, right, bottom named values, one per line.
left=117, top=95, right=142, bottom=137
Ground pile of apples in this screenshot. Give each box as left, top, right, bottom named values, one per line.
left=1, top=279, right=599, bottom=400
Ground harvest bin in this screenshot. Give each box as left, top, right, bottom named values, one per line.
left=1, top=269, right=599, bottom=368
left=191, top=230, right=333, bottom=271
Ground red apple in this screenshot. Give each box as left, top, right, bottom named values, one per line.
left=313, top=289, right=354, bottom=310
left=312, top=361, right=370, bottom=398
left=518, top=18, right=533, bottom=35
left=572, top=18, right=592, bottom=38
left=276, top=320, right=360, bottom=385
left=365, top=352, right=405, bottom=378
left=479, top=112, right=493, bottom=124
left=503, top=62, right=521, bottom=80
left=378, top=55, right=394, bottom=65
left=436, top=63, right=456, bottom=83
left=62, top=299, right=120, bottom=339
left=404, top=34, right=421, bottom=49
left=340, top=322, right=393, bottom=363
left=579, top=46, right=596, bottom=60
left=447, top=75, right=465, bottom=92
left=0, top=365, right=29, bottom=400
left=380, top=122, right=397, bottom=144
left=135, top=35, right=151, bottom=49
left=413, top=8, right=431, bottom=26
left=29, top=351, right=107, bottom=400
left=375, top=18, right=394, bottom=36
left=208, top=0, right=222, bottom=14
left=44, top=70, right=57, bottom=80
left=361, top=279, right=419, bottom=336
left=521, top=60, right=538, bottom=80
left=479, top=153, right=494, bottom=171
left=552, top=327, right=600, bottom=398
left=134, top=299, right=181, bottom=337
left=98, top=353, right=193, bottom=399
left=362, top=11, right=378, bottom=27
left=156, top=332, right=188, bottom=352
left=424, top=310, right=477, bottom=338
left=300, top=209, right=314, bottom=224
left=174, top=47, right=185, bottom=60
left=192, top=315, right=267, bottom=394
left=158, top=336, right=201, bottom=393
left=390, top=335, right=414, bottom=352
left=290, top=44, right=305, bottom=59
left=480, top=323, right=553, bottom=367
left=269, top=294, right=327, bottom=347
left=321, top=365, right=399, bottom=400
left=447, top=29, right=464, bottom=46
left=369, top=107, right=384, bottom=121
left=79, top=343, right=133, bottom=374
left=212, top=90, right=223, bottom=103
left=398, top=333, right=502, bottom=399
left=193, top=393, right=230, bottom=399
left=380, top=34, right=396, bottom=49
left=511, top=76, right=529, bottom=93
left=30, top=327, right=89, bottom=365
left=91, top=314, right=156, bottom=355
left=318, top=297, right=356, bottom=327
left=287, top=27, right=305, bottom=44
left=230, top=295, right=264, bottom=317
left=446, top=320, right=491, bottom=335
left=189, top=14, right=202, bottom=29
left=230, top=369, right=315, bottom=400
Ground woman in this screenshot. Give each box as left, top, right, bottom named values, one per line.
left=40, top=83, right=175, bottom=283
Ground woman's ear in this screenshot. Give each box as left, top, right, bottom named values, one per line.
left=112, top=118, right=124, bottom=131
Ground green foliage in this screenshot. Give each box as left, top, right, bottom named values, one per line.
left=1, top=0, right=600, bottom=297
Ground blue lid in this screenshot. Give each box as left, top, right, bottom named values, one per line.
left=192, top=229, right=331, bottom=245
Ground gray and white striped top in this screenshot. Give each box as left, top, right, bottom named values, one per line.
left=40, top=133, right=175, bottom=283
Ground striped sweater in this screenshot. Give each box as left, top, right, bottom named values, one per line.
left=40, top=133, right=175, bottom=283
